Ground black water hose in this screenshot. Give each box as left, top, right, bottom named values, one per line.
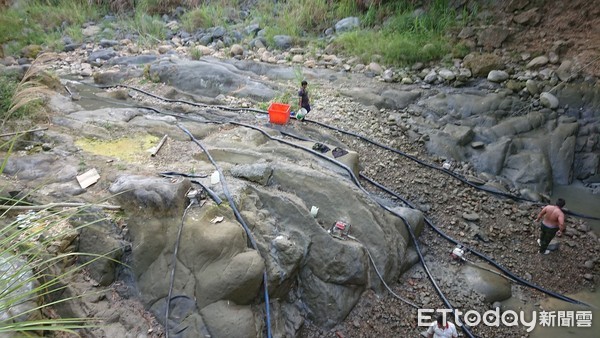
left=92, top=82, right=591, bottom=307
left=303, top=119, right=600, bottom=221
left=158, top=172, right=223, bottom=205
left=82, top=82, right=591, bottom=321
left=218, top=121, right=477, bottom=338
left=166, top=196, right=195, bottom=338
left=176, top=124, right=273, bottom=338
left=359, top=174, right=591, bottom=307
left=92, top=81, right=599, bottom=221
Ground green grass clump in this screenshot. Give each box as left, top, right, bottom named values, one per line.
left=122, top=12, right=167, bottom=46
left=0, top=0, right=105, bottom=55
left=181, top=3, right=228, bottom=31
left=331, top=0, right=471, bottom=66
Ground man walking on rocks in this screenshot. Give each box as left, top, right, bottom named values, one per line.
left=535, top=198, right=566, bottom=255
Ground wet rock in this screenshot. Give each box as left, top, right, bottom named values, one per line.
left=460, top=263, right=512, bottom=302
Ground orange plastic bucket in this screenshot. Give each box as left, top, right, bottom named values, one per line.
left=268, top=103, right=291, bottom=125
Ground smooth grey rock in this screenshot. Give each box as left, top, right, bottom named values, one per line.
left=525, top=79, right=539, bottom=95
left=461, top=263, right=512, bottom=302
left=424, top=70, right=438, bottom=84
left=108, top=175, right=191, bottom=217
left=443, top=124, right=474, bottom=146
left=88, top=48, right=117, bottom=62
left=463, top=53, right=504, bottom=77
left=99, top=39, right=118, bottom=47
left=438, top=68, right=455, bottom=81
left=526, top=56, right=549, bottom=69
left=200, top=301, right=257, bottom=338
left=502, top=152, right=552, bottom=193
left=151, top=59, right=277, bottom=101
left=471, top=141, right=485, bottom=149
left=487, top=70, right=509, bottom=82
left=556, top=60, right=576, bottom=82
left=109, top=54, right=158, bottom=65
left=245, top=23, right=260, bottom=36
left=540, top=92, right=559, bottom=109
left=230, top=163, right=273, bottom=185
left=212, top=26, right=226, bottom=39
left=335, top=17, right=360, bottom=33
left=462, top=212, right=480, bottom=221
left=273, top=35, right=293, bottom=50
left=0, top=253, right=41, bottom=325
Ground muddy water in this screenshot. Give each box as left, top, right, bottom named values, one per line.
left=528, top=183, right=600, bottom=338
left=529, top=289, right=600, bottom=338
left=551, top=182, right=600, bottom=230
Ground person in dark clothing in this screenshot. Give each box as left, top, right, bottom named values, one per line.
left=298, top=80, right=310, bottom=114
left=535, top=198, right=566, bottom=254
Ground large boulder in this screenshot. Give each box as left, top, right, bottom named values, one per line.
left=463, top=53, right=504, bottom=77
left=108, top=175, right=191, bottom=217
left=150, top=59, right=278, bottom=101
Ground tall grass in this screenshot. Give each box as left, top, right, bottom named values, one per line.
left=0, top=0, right=105, bottom=55
left=122, top=12, right=167, bottom=46
left=332, top=0, right=470, bottom=66
left=0, top=137, right=121, bottom=335
left=1, top=53, right=56, bottom=127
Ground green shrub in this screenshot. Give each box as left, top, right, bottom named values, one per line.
left=181, top=4, right=228, bottom=31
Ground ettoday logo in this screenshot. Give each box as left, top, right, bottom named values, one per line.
left=418, top=309, right=593, bottom=332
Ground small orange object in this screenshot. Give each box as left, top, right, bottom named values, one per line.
left=268, top=102, right=291, bottom=125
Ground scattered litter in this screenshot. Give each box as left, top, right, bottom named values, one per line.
left=210, top=171, right=220, bottom=184
left=312, top=143, right=330, bottom=153
left=76, top=168, right=100, bottom=189
left=332, top=147, right=348, bottom=158
left=442, top=162, right=451, bottom=170
left=148, top=134, right=168, bottom=157
left=328, top=221, right=352, bottom=239
left=210, top=216, right=224, bottom=224
left=310, top=206, right=319, bottom=217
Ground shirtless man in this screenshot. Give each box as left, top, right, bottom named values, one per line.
left=535, top=198, right=566, bottom=255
